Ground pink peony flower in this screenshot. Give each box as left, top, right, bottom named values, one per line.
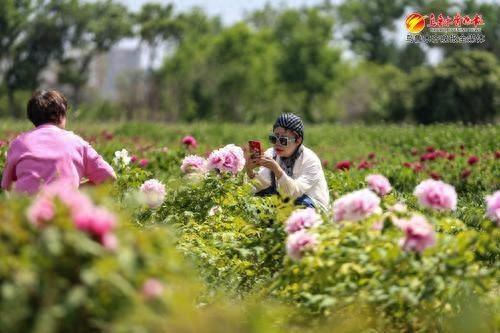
left=333, top=189, right=381, bottom=222
left=495, top=151, right=500, bottom=159
left=139, top=159, right=149, bottom=168
left=182, top=136, right=197, bottom=149
left=131, top=155, right=138, bottom=163
left=285, top=208, right=322, bottom=234
left=181, top=155, right=208, bottom=174
left=368, top=152, right=376, bottom=160
left=207, top=144, right=245, bottom=175
left=395, top=215, right=436, bottom=253
left=335, top=160, right=351, bottom=171
left=447, top=153, right=456, bottom=161
left=139, top=179, right=166, bottom=209
left=366, top=174, right=392, bottom=196
left=27, top=181, right=119, bottom=249
left=41, top=181, right=93, bottom=217
left=142, top=278, right=164, bottom=299
left=74, top=206, right=117, bottom=238
left=485, top=191, right=500, bottom=225
left=101, top=233, right=119, bottom=251
left=286, top=230, right=319, bottom=261
left=413, top=179, right=457, bottom=211
left=26, top=196, right=55, bottom=227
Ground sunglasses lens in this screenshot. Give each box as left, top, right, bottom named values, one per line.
left=279, top=137, right=288, bottom=146
left=268, top=135, right=277, bottom=144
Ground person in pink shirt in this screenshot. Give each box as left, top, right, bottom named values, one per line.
left=1, top=90, right=116, bottom=194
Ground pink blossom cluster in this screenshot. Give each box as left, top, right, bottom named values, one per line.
left=394, top=215, right=436, bottom=253
left=182, top=135, right=197, bottom=149
left=285, top=208, right=322, bottom=234
left=286, top=230, right=319, bottom=261
left=413, top=179, right=457, bottom=211
left=142, top=278, right=165, bottom=299
left=332, top=189, right=381, bottom=222
left=180, top=155, right=208, bottom=174
left=485, top=191, right=500, bottom=225
left=26, top=181, right=118, bottom=250
left=139, top=179, right=166, bottom=209
left=207, top=144, right=246, bottom=175
left=366, top=174, right=392, bottom=196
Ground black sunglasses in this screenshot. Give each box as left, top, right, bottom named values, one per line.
left=268, top=134, right=297, bottom=146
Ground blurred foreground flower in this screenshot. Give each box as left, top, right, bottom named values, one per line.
left=286, top=230, right=318, bottom=261
left=285, top=208, right=322, bottom=234
left=395, top=215, right=436, bottom=253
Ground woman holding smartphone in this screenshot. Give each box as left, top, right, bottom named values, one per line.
left=246, top=113, right=330, bottom=211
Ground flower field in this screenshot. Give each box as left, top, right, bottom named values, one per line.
left=0, top=121, right=498, bottom=332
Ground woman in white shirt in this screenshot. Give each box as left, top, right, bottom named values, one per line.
left=246, top=113, right=330, bottom=211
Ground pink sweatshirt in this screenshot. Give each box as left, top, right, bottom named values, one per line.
left=1, top=124, right=116, bottom=194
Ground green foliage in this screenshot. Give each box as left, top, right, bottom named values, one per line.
left=0, top=190, right=201, bottom=332
left=0, top=121, right=499, bottom=331
left=411, top=51, right=499, bottom=124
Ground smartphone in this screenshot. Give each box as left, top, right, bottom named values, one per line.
left=249, top=140, right=262, bottom=159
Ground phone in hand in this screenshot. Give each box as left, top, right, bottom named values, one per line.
left=248, top=140, right=262, bottom=159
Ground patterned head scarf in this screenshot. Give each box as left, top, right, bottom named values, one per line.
left=273, top=113, right=304, bottom=139
left=272, top=113, right=304, bottom=177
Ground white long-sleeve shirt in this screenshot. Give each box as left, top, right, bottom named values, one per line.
left=251, top=145, right=330, bottom=211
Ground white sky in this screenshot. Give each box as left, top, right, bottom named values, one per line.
left=118, top=0, right=328, bottom=23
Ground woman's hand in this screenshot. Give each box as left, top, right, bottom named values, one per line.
left=256, top=156, right=284, bottom=180
left=243, top=147, right=259, bottom=178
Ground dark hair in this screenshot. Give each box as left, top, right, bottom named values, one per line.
left=27, top=90, right=68, bottom=126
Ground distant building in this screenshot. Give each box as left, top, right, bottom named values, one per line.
left=88, top=46, right=142, bottom=100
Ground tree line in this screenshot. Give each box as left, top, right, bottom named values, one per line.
left=0, top=0, right=498, bottom=123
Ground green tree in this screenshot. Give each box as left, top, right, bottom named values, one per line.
left=57, top=0, right=132, bottom=106
left=273, top=8, right=341, bottom=122
left=338, top=0, right=410, bottom=64
left=2, top=0, right=70, bottom=118
left=160, top=22, right=279, bottom=122
left=411, top=51, right=499, bottom=124
left=135, top=3, right=180, bottom=72
left=209, top=23, right=280, bottom=122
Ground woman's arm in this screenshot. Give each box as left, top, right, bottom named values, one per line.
left=257, top=154, right=321, bottom=199
left=245, top=147, right=273, bottom=192
left=83, top=143, right=116, bottom=184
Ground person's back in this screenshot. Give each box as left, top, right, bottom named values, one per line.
left=1, top=90, right=115, bottom=194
